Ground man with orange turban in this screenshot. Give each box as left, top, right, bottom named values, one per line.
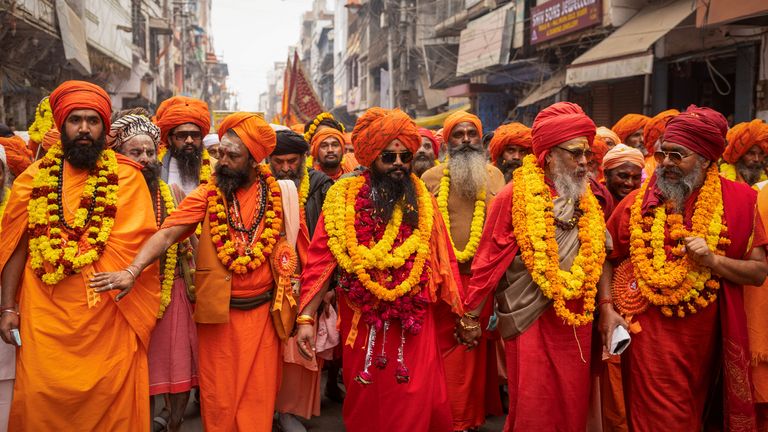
left=612, top=113, right=650, bottom=155
left=0, top=80, right=159, bottom=431
left=93, top=112, right=295, bottom=431
left=720, top=119, right=768, bottom=187
left=0, top=124, right=32, bottom=178
left=641, top=109, right=679, bottom=177
left=461, top=102, right=610, bottom=430
left=602, top=105, right=768, bottom=431
left=422, top=110, right=504, bottom=431
left=154, top=96, right=212, bottom=195
left=489, top=122, right=532, bottom=183
left=297, top=107, right=464, bottom=431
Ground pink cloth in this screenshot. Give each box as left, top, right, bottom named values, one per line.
left=148, top=277, right=199, bottom=395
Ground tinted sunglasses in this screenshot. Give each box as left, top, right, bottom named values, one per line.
left=379, top=151, right=413, bottom=164
left=172, top=131, right=203, bottom=141
left=557, top=146, right=593, bottom=160
left=654, top=150, right=693, bottom=164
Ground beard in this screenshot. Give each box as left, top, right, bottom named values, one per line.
left=62, top=131, right=106, bottom=170
left=215, top=164, right=250, bottom=197
left=497, top=157, right=522, bottom=183
left=655, top=158, right=708, bottom=211
left=319, top=154, right=341, bottom=170
left=370, top=164, right=418, bottom=225
left=272, top=163, right=305, bottom=188
left=141, top=160, right=162, bottom=192
left=170, top=143, right=203, bottom=184
left=737, top=159, right=764, bottom=185
left=448, top=145, right=488, bottom=199
left=549, top=153, right=588, bottom=201
left=411, top=153, right=435, bottom=177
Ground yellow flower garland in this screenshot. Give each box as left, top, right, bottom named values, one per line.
left=323, top=174, right=434, bottom=302
left=299, top=163, right=310, bottom=209
left=629, top=164, right=729, bottom=317
left=436, top=163, right=485, bottom=263
left=719, top=162, right=766, bottom=191
left=157, top=180, right=178, bottom=318
left=304, top=112, right=344, bottom=142
left=28, top=97, right=53, bottom=144
left=511, top=155, right=606, bottom=326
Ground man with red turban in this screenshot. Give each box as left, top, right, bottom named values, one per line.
left=154, top=96, right=212, bottom=195
left=460, top=102, right=610, bottom=430
left=720, top=119, right=768, bottom=187
left=297, top=107, right=464, bottom=431
left=422, top=110, right=504, bottom=431
left=641, top=109, right=679, bottom=177
left=93, top=112, right=295, bottom=431
left=612, top=113, right=650, bottom=155
left=0, top=123, right=32, bottom=178
left=0, top=80, right=159, bottom=431
left=601, top=105, right=768, bottom=431
left=412, top=128, right=439, bottom=177
left=489, top=122, right=532, bottom=183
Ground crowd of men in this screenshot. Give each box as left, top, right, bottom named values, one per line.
left=0, top=79, right=767, bottom=432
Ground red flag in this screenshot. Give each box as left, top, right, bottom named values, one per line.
left=288, top=51, right=325, bottom=122
left=280, top=55, right=293, bottom=123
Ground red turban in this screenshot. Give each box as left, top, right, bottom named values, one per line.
left=488, top=122, right=532, bottom=161
left=664, top=105, right=727, bottom=162
left=218, top=113, right=276, bottom=162
left=155, top=96, right=211, bottom=144
left=351, top=107, right=420, bottom=167
left=0, top=135, right=32, bottom=176
left=642, top=109, right=679, bottom=155
left=442, top=110, right=482, bottom=140
left=611, top=114, right=650, bottom=143
left=531, top=102, right=596, bottom=164
left=310, top=128, right=345, bottom=159
left=418, top=128, right=440, bottom=157
left=49, top=80, right=112, bottom=132
left=42, top=128, right=60, bottom=152
left=723, top=119, right=768, bottom=164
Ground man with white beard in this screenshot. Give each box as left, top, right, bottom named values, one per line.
left=421, top=111, right=505, bottom=432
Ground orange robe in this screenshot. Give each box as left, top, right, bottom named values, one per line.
left=747, top=186, right=768, bottom=428
left=0, top=156, right=160, bottom=431
left=161, top=180, right=279, bottom=432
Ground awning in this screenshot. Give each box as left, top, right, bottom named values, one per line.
left=566, top=0, right=694, bottom=86
left=517, top=70, right=565, bottom=107
left=414, top=104, right=471, bottom=128
left=55, top=0, right=91, bottom=75
left=149, top=17, right=173, bottom=35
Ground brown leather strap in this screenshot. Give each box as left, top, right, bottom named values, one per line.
left=229, top=290, right=274, bottom=310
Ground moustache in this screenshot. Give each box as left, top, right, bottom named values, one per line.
left=414, top=153, right=432, bottom=161
left=74, top=134, right=96, bottom=144
left=387, top=167, right=407, bottom=175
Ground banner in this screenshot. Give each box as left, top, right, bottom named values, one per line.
left=287, top=51, right=325, bottom=123
left=530, top=0, right=601, bottom=45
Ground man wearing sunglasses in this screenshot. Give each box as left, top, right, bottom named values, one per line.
left=421, top=110, right=505, bottom=431
left=155, top=96, right=212, bottom=195
left=601, top=105, right=768, bottom=430
left=297, top=107, right=464, bottom=431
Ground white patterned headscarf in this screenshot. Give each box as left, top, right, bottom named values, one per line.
left=108, top=114, right=161, bottom=150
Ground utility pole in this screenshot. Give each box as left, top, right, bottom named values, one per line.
left=399, top=0, right=407, bottom=109
left=173, top=1, right=188, bottom=94
left=386, top=1, right=395, bottom=109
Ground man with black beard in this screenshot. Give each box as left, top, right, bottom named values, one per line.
left=421, top=110, right=505, bottom=431
left=488, top=122, right=532, bottom=184
left=719, top=119, right=768, bottom=187
left=154, top=96, right=212, bottom=195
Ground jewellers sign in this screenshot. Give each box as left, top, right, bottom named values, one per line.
left=531, top=0, right=601, bottom=45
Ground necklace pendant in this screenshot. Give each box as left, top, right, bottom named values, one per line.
left=245, top=247, right=253, bottom=255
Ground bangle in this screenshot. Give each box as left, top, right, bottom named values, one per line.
left=296, top=314, right=315, bottom=326
left=1, top=308, right=18, bottom=316
left=123, top=266, right=139, bottom=281
left=597, top=297, right=613, bottom=307
left=463, top=311, right=479, bottom=320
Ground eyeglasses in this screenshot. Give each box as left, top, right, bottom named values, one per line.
left=654, top=150, right=693, bottom=164
left=171, top=131, right=203, bottom=141
left=556, top=146, right=593, bottom=161
left=379, top=151, right=413, bottom=164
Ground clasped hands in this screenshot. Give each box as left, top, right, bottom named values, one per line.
left=455, top=313, right=482, bottom=350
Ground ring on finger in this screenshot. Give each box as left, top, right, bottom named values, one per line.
left=108, top=282, right=113, bottom=289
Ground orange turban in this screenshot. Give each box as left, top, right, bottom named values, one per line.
left=42, top=128, right=60, bottom=152
left=592, top=135, right=610, bottom=164
left=603, top=143, right=645, bottom=171
left=531, top=102, right=596, bottom=165
left=488, top=122, right=532, bottom=161
left=351, top=107, right=420, bottom=167
left=154, top=96, right=211, bottom=144
left=343, top=132, right=353, bottom=146
left=611, top=114, right=650, bottom=143
left=49, top=80, right=112, bottom=132
left=290, top=123, right=305, bottom=134
left=595, top=126, right=621, bottom=148
left=218, top=113, right=275, bottom=162
left=0, top=135, right=33, bottom=176
left=310, top=128, right=345, bottom=159
left=643, top=109, right=679, bottom=154
left=443, top=110, right=482, bottom=140
left=723, top=119, right=768, bottom=164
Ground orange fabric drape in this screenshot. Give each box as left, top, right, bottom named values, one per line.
left=746, top=185, right=768, bottom=403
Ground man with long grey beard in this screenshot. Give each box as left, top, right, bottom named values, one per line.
left=421, top=110, right=504, bottom=432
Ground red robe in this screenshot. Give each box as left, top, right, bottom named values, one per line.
left=606, top=175, right=766, bottom=431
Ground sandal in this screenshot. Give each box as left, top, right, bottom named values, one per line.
left=152, top=415, right=169, bottom=432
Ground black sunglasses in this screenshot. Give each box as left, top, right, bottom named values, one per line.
left=379, top=151, right=413, bottom=164
left=556, top=146, right=593, bottom=160
left=654, top=150, right=693, bottom=164
left=172, top=131, right=203, bottom=141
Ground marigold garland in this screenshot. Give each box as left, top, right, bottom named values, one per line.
left=206, top=164, right=283, bottom=274
left=719, top=162, right=766, bottom=191
left=27, top=144, right=119, bottom=285
left=304, top=112, right=344, bottom=142
left=629, top=164, right=729, bottom=317
left=436, top=163, right=485, bottom=263
left=28, top=97, right=53, bottom=144
left=299, top=163, right=310, bottom=209
left=511, top=155, right=606, bottom=326
left=157, top=180, right=178, bottom=318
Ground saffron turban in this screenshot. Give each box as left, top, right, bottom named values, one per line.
left=290, top=123, right=305, bottom=134
left=596, top=126, right=621, bottom=147
left=592, top=135, right=610, bottom=165
left=723, top=119, right=768, bottom=164
left=310, top=128, right=345, bottom=159
left=49, top=80, right=112, bottom=132
left=154, top=96, right=211, bottom=144
left=218, top=113, right=276, bottom=162
left=0, top=135, right=32, bottom=176
left=418, top=128, right=440, bottom=157
left=603, top=143, right=645, bottom=171
left=42, top=128, right=60, bottom=152
left=664, top=105, right=727, bottom=162
left=351, top=107, right=420, bottom=167
left=531, top=102, right=596, bottom=164
left=643, top=109, right=679, bottom=154
left=443, top=110, right=482, bottom=139
left=488, top=122, right=532, bottom=161
left=611, top=113, right=650, bottom=143
left=274, top=129, right=310, bottom=156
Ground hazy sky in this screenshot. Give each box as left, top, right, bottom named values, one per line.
left=211, top=0, right=320, bottom=111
